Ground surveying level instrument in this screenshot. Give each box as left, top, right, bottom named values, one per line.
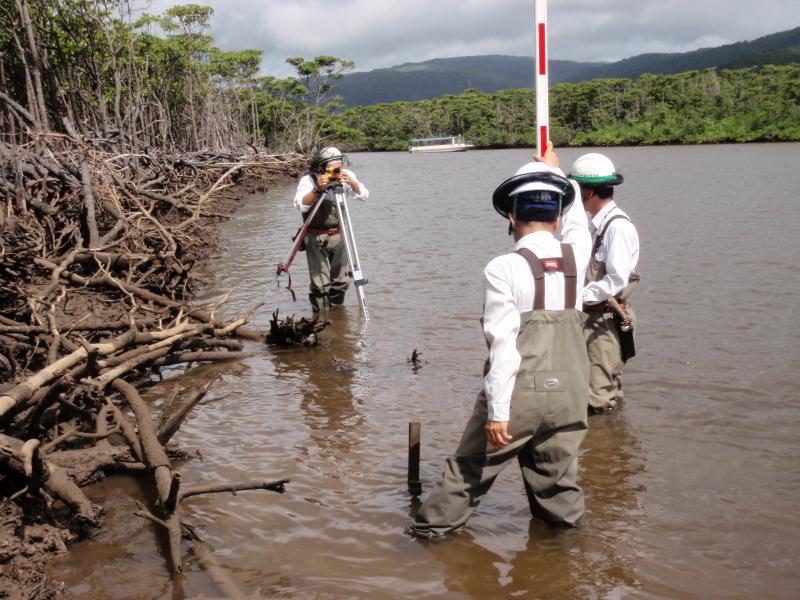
left=329, top=182, right=370, bottom=321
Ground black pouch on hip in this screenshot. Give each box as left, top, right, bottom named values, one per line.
left=614, top=315, right=636, bottom=362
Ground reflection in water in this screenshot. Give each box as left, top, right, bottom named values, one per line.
left=424, top=531, right=507, bottom=597
left=574, top=410, right=646, bottom=595
left=270, top=309, right=366, bottom=462
left=429, top=527, right=592, bottom=599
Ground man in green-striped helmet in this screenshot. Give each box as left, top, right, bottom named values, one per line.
left=570, top=153, right=640, bottom=414
left=293, top=147, right=369, bottom=312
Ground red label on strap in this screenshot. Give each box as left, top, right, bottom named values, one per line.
left=543, top=259, right=561, bottom=270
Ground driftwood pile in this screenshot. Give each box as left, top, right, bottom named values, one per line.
left=0, top=123, right=308, bottom=588
left=266, top=309, right=329, bottom=347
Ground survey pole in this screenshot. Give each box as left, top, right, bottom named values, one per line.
left=534, top=0, right=549, bottom=156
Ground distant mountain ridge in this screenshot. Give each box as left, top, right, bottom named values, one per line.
left=336, top=26, right=800, bottom=106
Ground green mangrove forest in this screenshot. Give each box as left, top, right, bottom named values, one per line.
left=329, top=65, right=800, bottom=151
left=2, top=1, right=796, bottom=154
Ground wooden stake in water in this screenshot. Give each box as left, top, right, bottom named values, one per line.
left=408, top=421, right=422, bottom=496
left=534, top=0, right=549, bottom=156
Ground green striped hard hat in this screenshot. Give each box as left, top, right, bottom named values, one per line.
left=569, top=153, right=624, bottom=187
left=318, top=146, right=343, bottom=165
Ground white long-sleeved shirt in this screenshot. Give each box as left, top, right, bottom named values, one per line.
left=482, top=195, right=591, bottom=421
left=582, top=201, right=639, bottom=304
left=292, top=169, right=369, bottom=213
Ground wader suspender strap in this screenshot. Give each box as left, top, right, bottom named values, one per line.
left=592, top=214, right=632, bottom=256
left=517, top=248, right=547, bottom=310
left=516, top=245, right=577, bottom=310
left=560, top=243, right=577, bottom=309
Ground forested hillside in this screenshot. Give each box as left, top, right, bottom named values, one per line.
left=335, top=26, right=800, bottom=106
left=567, top=26, right=800, bottom=81
left=330, top=65, right=800, bottom=150
left=335, top=56, right=604, bottom=106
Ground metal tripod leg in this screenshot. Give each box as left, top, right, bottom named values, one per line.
left=332, top=186, right=369, bottom=321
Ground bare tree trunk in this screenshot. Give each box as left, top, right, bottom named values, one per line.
left=250, top=80, right=260, bottom=146
left=6, top=16, right=41, bottom=130
left=95, top=78, right=112, bottom=136
left=188, top=71, right=198, bottom=149
left=16, top=0, right=49, bottom=130
left=99, top=20, right=124, bottom=140
left=124, top=0, right=139, bottom=147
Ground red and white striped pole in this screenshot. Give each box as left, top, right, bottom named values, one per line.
left=534, top=0, right=549, bottom=156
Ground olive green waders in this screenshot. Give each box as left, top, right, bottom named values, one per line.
left=302, top=189, right=350, bottom=311
left=305, top=231, right=349, bottom=311
left=583, top=215, right=639, bottom=410
left=412, top=245, right=590, bottom=537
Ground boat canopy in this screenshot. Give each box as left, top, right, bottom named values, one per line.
left=410, top=135, right=464, bottom=143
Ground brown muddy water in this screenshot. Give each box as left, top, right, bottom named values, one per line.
left=50, top=144, right=800, bottom=599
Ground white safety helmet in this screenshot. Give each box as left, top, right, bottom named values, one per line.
left=569, top=153, right=624, bottom=187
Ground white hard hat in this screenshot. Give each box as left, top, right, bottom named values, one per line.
left=569, top=153, right=624, bottom=186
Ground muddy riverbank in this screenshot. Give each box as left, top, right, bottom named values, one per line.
left=0, top=141, right=305, bottom=599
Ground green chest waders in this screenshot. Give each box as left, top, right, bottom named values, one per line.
left=304, top=189, right=347, bottom=312
left=411, top=244, right=589, bottom=536
left=307, top=194, right=340, bottom=230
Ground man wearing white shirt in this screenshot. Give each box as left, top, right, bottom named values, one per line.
left=570, top=153, right=640, bottom=413
left=293, top=146, right=369, bottom=312
left=410, top=146, right=591, bottom=538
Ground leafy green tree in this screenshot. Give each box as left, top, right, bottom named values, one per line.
left=283, top=55, right=355, bottom=151
left=159, top=3, right=214, bottom=147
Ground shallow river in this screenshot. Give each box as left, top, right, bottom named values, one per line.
left=51, top=143, right=800, bottom=599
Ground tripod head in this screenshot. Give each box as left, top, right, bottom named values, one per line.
left=324, top=182, right=346, bottom=197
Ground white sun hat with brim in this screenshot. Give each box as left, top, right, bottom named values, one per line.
left=493, top=161, right=575, bottom=219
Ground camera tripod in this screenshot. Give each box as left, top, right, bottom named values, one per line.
left=327, top=183, right=369, bottom=321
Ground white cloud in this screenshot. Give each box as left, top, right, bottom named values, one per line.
left=135, top=0, right=800, bottom=76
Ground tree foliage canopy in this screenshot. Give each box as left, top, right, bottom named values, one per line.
left=330, top=65, right=800, bottom=151
left=1, top=1, right=796, bottom=154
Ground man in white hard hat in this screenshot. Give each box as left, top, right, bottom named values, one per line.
left=410, top=146, right=591, bottom=537
left=570, top=153, right=640, bottom=414
left=293, top=147, right=369, bottom=312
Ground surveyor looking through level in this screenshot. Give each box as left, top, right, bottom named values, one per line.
left=293, top=147, right=369, bottom=312
left=410, top=144, right=592, bottom=537
left=570, top=153, right=640, bottom=414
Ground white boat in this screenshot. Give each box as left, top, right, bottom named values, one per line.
left=408, top=135, right=474, bottom=153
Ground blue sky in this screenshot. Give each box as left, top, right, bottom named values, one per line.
left=140, top=0, right=800, bottom=77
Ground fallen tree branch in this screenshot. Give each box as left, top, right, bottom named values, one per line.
left=179, top=478, right=289, bottom=502
left=0, top=432, right=101, bottom=525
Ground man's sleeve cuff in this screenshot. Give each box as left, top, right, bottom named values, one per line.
left=487, top=404, right=510, bottom=422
